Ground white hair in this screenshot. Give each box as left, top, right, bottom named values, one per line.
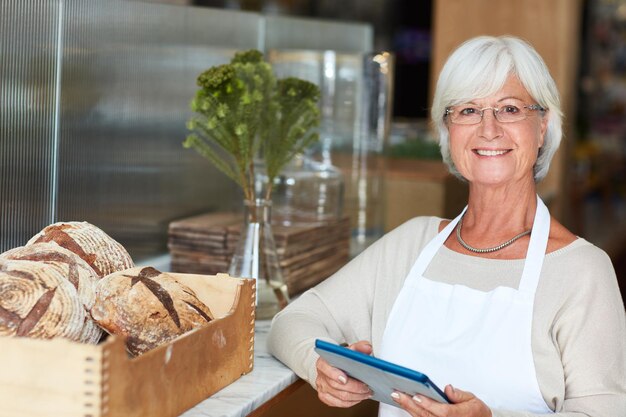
left=431, top=35, right=563, bottom=182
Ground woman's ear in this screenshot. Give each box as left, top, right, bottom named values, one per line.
left=538, top=112, right=549, bottom=148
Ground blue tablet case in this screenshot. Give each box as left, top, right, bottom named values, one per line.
left=314, top=339, right=450, bottom=407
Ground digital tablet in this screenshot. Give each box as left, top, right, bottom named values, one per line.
left=314, top=339, right=450, bottom=407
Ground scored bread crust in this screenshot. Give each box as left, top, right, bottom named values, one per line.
left=0, top=259, right=85, bottom=341
left=91, top=266, right=214, bottom=356
left=26, top=221, right=134, bottom=278
left=0, top=243, right=102, bottom=344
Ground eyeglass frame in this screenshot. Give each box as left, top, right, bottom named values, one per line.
left=444, top=103, right=547, bottom=125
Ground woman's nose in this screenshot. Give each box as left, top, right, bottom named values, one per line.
left=478, top=109, right=503, bottom=141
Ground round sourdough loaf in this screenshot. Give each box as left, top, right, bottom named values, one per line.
left=26, top=221, right=134, bottom=278
left=0, top=243, right=103, bottom=344
left=0, top=259, right=85, bottom=340
left=91, top=266, right=214, bottom=356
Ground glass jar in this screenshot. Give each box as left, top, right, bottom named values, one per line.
left=268, top=154, right=344, bottom=226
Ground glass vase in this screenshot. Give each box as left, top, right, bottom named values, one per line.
left=228, top=199, right=289, bottom=320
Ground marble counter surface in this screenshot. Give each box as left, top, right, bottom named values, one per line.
left=179, top=320, right=299, bottom=417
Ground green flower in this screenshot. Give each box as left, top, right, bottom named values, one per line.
left=197, top=64, right=235, bottom=90
left=184, top=49, right=321, bottom=201
left=231, top=49, right=264, bottom=65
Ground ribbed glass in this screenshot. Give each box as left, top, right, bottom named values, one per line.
left=55, top=0, right=260, bottom=258
left=0, top=0, right=60, bottom=253
left=1, top=0, right=261, bottom=257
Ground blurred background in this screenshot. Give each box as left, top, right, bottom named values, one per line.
left=2, top=0, right=625, bottom=301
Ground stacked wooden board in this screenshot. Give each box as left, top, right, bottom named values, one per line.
left=168, top=212, right=351, bottom=296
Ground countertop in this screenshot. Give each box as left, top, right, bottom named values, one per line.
left=179, top=320, right=299, bottom=417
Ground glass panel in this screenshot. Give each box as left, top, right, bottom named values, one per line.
left=264, top=15, right=373, bottom=53
left=0, top=0, right=60, bottom=252
left=56, top=0, right=262, bottom=259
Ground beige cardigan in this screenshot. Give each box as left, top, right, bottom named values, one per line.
left=268, top=216, right=626, bottom=417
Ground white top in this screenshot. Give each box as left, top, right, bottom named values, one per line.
left=267, top=216, right=626, bottom=417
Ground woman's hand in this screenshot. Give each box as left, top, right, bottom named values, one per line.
left=315, top=340, right=373, bottom=407
left=391, top=384, right=492, bottom=417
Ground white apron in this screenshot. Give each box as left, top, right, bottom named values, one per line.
left=379, top=195, right=553, bottom=416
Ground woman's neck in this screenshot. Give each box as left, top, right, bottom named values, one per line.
left=463, top=180, right=537, bottom=240
left=443, top=178, right=577, bottom=259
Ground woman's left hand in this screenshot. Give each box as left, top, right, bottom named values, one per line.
left=391, top=384, right=492, bottom=417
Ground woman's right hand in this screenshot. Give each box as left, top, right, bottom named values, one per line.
left=315, top=340, right=374, bottom=407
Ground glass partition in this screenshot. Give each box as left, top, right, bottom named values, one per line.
left=1, top=0, right=373, bottom=259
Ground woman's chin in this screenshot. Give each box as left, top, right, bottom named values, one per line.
left=465, top=170, right=521, bottom=187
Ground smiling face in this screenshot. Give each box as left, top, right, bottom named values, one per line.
left=447, top=75, right=549, bottom=187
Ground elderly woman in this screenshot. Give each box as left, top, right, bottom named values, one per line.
left=267, top=36, right=626, bottom=417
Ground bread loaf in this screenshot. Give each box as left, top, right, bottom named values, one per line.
left=91, top=266, right=214, bottom=355
left=0, top=243, right=102, bottom=344
left=27, top=221, right=134, bottom=278
left=0, top=259, right=85, bottom=341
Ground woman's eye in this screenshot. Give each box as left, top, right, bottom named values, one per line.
left=502, top=105, right=520, bottom=114
left=459, top=107, right=478, bottom=115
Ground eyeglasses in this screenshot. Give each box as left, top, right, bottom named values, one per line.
left=444, top=103, right=546, bottom=125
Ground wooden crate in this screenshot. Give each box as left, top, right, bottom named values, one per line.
left=0, top=273, right=255, bottom=417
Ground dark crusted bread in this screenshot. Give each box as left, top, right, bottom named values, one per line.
left=0, top=243, right=102, bottom=344
left=91, top=266, right=214, bottom=356
left=0, top=259, right=85, bottom=341
left=26, top=221, right=134, bottom=278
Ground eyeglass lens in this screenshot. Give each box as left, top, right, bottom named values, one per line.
left=448, top=103, right=543, bottom=125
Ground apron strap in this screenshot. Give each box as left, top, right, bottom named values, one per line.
left=518, top=196, right=550, bottom=294
left=407, top=207, right=467, bottom=278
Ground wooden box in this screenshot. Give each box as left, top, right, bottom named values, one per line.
left=0, top=273, right=255, bottom=417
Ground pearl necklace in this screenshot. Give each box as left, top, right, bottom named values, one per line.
left=456, top=213, right=532, bottom=254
